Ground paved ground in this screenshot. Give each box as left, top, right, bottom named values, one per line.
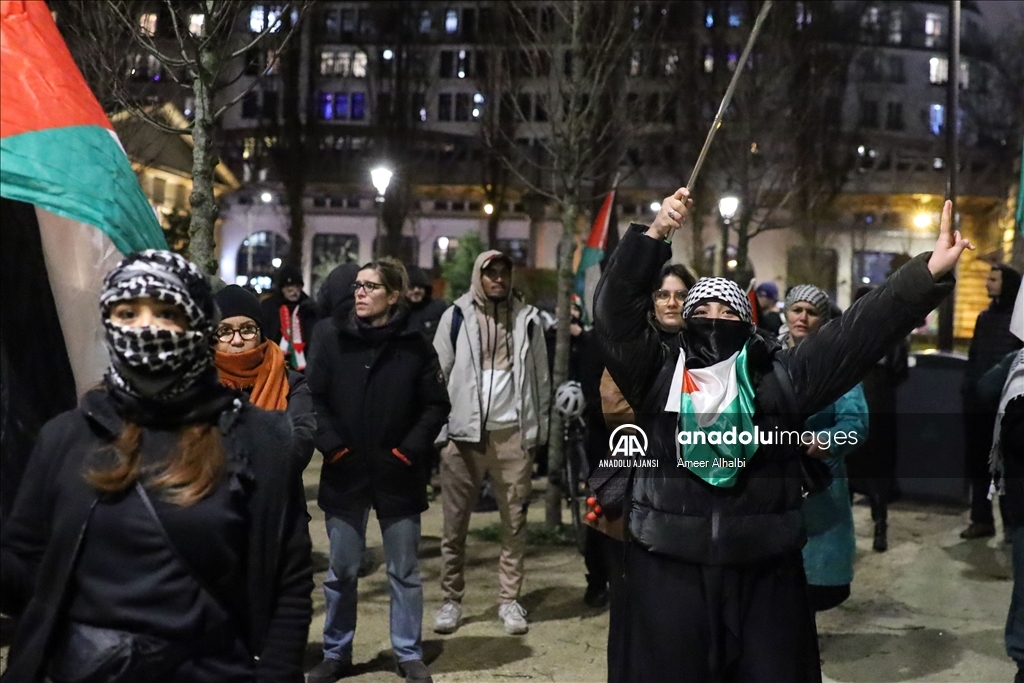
left=2, top=461, right=1015, bottom=682
left=301, top=458, right=1017, bottom=683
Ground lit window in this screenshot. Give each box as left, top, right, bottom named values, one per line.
left=728, top=8, right=741, bottom=27
left=139, top=12, right=157, bottom=36
left=665, top=50, right=679, bottom=75
left=703, top=48, right=714, bottom=74
left=320, top=50, right=335, bottom=76
left=929, top=57, right=948, bottom=84
left=243, top=137, right=256, bottom=159
left=888, top=9, right=902, bottom=44
left=336, top=52, right=351, bottom=76
left=383, top=48, right=394, bottom=61
left=924, top=12, right=942, bottom=47
left=419, top=10, right=432, bottom=33
left=319, top=92, right=334, bottom=120
left=727, top=51, right=738, bottom=72
left=958, top=61, right=969, bottom=89
left=457, top=49, right=467, bottom=78
left=352, top=51, right=367, bottom=78
left=705, top=10, right=713, bottom=28
left=334, top=93, right=349, bottom=119
left=630, top=50, right=641, bottom=77
left=929, top=104, right=944, bottom=135
left=250, top=5, right=281, bottom=33
left=265, top=48, right=279, bottom=75
left=189, top=14, right=204, bottom=36
left=351, top=92, right=365, bottom=120
left=445, top=9, right=458, bottom=34
left=419, top=108, right=428, bottom=122
left=250, top=6, right=265, bottom=32
left=473, top=93, right=484, bottom=104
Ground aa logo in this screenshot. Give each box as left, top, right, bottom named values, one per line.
left=608, top=424, right=649, bottom=458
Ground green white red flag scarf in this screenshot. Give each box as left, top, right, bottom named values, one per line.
left=666, top=342, right=759, bottom=487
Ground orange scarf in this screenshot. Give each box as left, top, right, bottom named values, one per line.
left=215, top=340, right=289, bottom=411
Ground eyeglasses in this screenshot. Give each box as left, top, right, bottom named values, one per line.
left=215, top=324, right=260, bottom=343
left=351, top=281, right=387, bottom=294
left=654, top=290, right=686, bottom=303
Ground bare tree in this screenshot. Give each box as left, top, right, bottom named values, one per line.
left=56, top=1, right=308, bottom=274
left=483, top=0, right=640, bottom=526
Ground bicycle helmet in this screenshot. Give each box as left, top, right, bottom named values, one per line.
left=554, top=381, right=586, bottom=419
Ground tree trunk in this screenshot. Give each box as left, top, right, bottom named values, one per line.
left=487, top=212, right=500, bottom=250
left=187, top=55, right=219, bottom=275
left=545, top=200, right=579, bottom=528
left=281, top=10, right=306, bottom=268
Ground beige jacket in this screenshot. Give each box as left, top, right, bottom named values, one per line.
left=434, top=251, right=551, bottom=448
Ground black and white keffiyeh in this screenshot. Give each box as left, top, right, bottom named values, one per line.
left=101, top=250, right=219, bottom=399
left=682, top=277, right=752, bottom=323
left=784, top=284, right=831, bottom=319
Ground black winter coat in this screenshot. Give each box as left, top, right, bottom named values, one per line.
left=0, top=387, right=314, bottom=682
left=593, top=224, right=953, bottom=566
left=964, top=307, right=1023, bottom=407
left=307, top=314, right=451, bottom=519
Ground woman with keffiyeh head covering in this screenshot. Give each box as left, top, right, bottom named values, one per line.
left=0, top=250, right=313, bottom=682
left=589, top=188, right=970, bottom=682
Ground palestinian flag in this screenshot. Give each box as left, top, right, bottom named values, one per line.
left=575, top=189, right=615, bottom=323
left=1, top=0, right=166, bottom=392
left=1, top=1, right=166, bottom=513
left=665, top=344, right=759, bottom=487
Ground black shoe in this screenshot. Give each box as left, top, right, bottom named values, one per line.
left=959, top=523, right=996, bottom=540
left=307, top=657, right=351, bottom=683
left=397, top=659, right=433, bottom=683
left=583, top=584, right=609, bottom=609
left=873, top=522, right=888, bottom=553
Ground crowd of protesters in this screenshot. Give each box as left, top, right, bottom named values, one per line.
left=1, top=182, right=1022, bottom=683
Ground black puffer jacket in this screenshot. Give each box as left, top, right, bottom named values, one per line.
left=0, top=387, right=314, bottom=682
left=593, top=224, right=954, bottom=565
left=307, top=312, right=451, bottom=519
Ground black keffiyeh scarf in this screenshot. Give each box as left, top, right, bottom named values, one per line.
left=100, top=250, right=219, bottom=400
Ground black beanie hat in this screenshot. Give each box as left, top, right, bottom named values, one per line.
left=276, top=264, right=304, bottom=288
left=215, top=285, right=265, bottom=329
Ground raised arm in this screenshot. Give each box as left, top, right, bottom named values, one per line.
left=783, top=200, right=971, bottom=417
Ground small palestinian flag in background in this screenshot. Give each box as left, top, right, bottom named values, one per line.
left=1, top=1, right=166, bottom=515
left=575, top=189, right=616, bottom=324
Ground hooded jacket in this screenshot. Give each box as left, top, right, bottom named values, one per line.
left=593, top=224, right=953, bottom=566
left=433, top=251, right=551, bottom=449
left=405, top=265, right=449, bottom=340
left=964, top=265, right=1024, bottom=402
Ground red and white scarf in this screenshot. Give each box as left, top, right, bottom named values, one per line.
left=278, top=304, right=306, bottom=371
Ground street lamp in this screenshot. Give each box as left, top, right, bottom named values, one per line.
left=913, top=212, right=932, bottom=229
left=260, top=191, right=273, bottom=204
left=484, top=203, right=494, bottom=215
left=371, top=166, right=393, bottom=202
left=718, top=195, right=739, bottom=274
left=650, top=201, right=662, bottom=212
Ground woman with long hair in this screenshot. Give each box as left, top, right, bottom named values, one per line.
left=212, top=284, right=315, bottom=468
left=0, top=250, right=313, bottom=682
left=306, top=258, right=450, bottom=683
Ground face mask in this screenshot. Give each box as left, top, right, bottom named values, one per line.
left=103, top=320, right=212, bottom=399
left=681, top=317, right=754, bottom=369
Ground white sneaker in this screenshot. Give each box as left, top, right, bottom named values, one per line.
left=433, top=600, right=463, bottom=634
left=498, top=600, right=529, bottom=635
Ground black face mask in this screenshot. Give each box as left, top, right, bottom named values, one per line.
left=681, top=317, right=754, bottom=369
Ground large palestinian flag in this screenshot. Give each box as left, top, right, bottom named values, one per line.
left=1, top=0, right=165, bottom=515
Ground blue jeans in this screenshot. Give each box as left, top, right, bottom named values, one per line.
left=322, top=510, right=423, bottom=663
left=1008, top=524, right=1024, bottom=667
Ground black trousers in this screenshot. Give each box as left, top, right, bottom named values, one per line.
left=620, top=545, right=821, bottom=683
left=965, top=410, right=1004, bottom=526
left=605, top=536, right=627, bottom=683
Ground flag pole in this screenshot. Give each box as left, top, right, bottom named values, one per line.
left=685, top=1, right=773, bottom=193
left=938, top=0, right=960, bottom=353
left=663, top=1, right=773, bottom=245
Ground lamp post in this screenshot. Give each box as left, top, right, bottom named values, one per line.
left=371, top=166, right=393, bottom=256
left=718, top=195, right=739, bottom=276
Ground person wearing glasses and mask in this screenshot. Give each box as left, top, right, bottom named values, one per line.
left=589, top=188, right=969, bottom=682
left=212, top=285, right=315, bottom=469
left=305, top=259, right=450, bottom=683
